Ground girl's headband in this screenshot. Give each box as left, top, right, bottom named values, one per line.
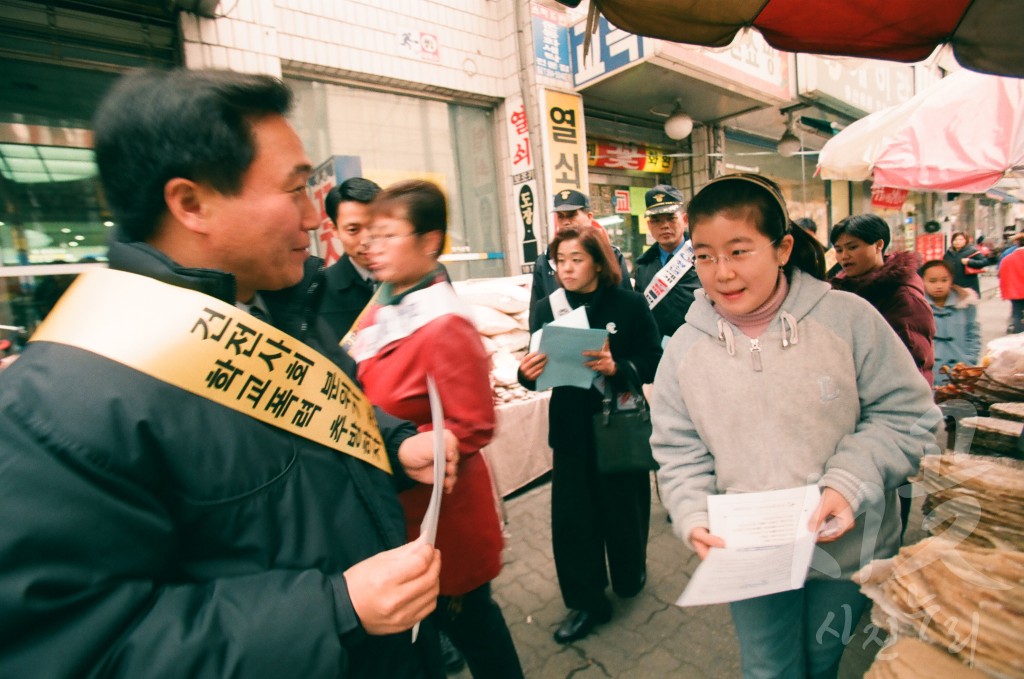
left=700, top=173, right=790, bottom=230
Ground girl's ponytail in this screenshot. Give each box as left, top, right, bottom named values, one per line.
left=787, top=220, right=827, bottom=281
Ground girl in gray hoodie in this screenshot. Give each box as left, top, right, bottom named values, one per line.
left=651, top=174, right=941, bottom=679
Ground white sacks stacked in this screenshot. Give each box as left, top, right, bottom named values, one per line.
left=453, top=275, right=535, bottom=404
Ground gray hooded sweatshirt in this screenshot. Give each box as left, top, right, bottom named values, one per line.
left=652, top=269, right=942, bottom=578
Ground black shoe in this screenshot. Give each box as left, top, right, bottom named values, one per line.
left=439, top=630, right=465, bottom=674
left=614, top=571, right=646, bottom=598
left=553, top=608, right=611, bottom=644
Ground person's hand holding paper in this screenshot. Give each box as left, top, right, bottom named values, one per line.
left=536, top=325, right=608, bottom=390
left=808, top=487, right=855, bottom=542
left=676, top=485, right=823, bottom=607
left=582, top=339, right=617, bottom=377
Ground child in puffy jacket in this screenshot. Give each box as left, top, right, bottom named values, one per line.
left=921, top=260, right=981, bottom=385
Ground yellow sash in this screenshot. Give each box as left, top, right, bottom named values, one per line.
left=30, top=268, right=391, bottom=474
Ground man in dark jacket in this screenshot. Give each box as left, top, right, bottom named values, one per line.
left=632, top=184, right=701, bottom=342
left=0, top=69, right=454, bottom=679
left=529, top=188, right=633, bottom=327
left=319, top=177, right=381, bottom=343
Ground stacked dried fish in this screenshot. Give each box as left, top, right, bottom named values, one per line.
left=856, top=537, right=1024, bottom=679
left=917, top=453, right=1024, bottom=552
left=936, top=363, right=1024, bottom=410
left=935, top=364, right=987, bottom=406
left=971, top=372, right=1024, bottom=405
left=957, top=417, right=1023, bottom=459
left=989, top=402, right=1024, bottom=423
left=865, top=637, right=989, bottom=678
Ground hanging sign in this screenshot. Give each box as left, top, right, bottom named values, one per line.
left=614, top=190, right=631, bottom=214
left=871, top=186, right=909, bottom=210
left=916, top=234, right=945, bottom=262
left=587, top=141, right=673, bottom=173
left=541, top=89, right=589, bottom=195
left=505, top=95, right=539, bottom=265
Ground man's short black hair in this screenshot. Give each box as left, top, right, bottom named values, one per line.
left=93, top=68, right=293, bottom=242
left=325, top=177, right=381, bottom=225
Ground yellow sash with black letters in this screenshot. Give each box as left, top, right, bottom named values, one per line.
left=30, top=268, right=391, bottom=473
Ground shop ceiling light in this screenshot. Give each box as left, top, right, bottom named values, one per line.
left=664, top=101, right=694, bottom=140
left=777, top=112, right=801, bottom=157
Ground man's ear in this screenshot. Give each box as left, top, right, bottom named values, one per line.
left=421, top=231, right=442, bottom=258
left=164, top=178, right=213, bottom=235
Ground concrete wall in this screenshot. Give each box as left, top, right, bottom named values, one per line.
left=180, top=0, right=520, bottom=100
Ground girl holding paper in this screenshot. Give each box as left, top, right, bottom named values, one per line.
left=518, top=225, right=662, bottom=644
left=650, top=174, right=941, bottom=679
left=351, top=179, right=523, bottom=679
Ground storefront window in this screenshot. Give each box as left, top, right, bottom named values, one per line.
left=0, top=58, right=120, bottom=343
left=288, top=79, right=504, bottom=280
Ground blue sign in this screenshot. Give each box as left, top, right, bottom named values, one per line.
left=571, top=16, right=645, bottom=87
left=532, top=16, right=572, bottom=82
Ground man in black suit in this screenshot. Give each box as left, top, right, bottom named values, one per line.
left=319, top=177, right=381, bottom=342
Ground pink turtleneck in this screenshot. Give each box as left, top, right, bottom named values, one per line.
left=714, top=272, right=789, bottom=338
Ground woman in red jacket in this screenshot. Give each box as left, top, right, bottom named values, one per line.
left=999, top=233, right=1024, bottom=333
left=350, top=179, right=523, bottom=679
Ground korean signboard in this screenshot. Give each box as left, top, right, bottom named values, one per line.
left=871, top=186, right=909, bottom=210
left=657, top=31, right=790, bottom=100
left=504, top=95, right=539, bottom=265
left=799, top=55, right=914, bottom=115
left=541, top=89, right=589, bottom=220
left=587, top=141, right=673, bottom=174
left=571, top=15, right=646, bottom=87
left=916, top=233, right=945, bottom=262
left=531, top=4, right=572, bottom=83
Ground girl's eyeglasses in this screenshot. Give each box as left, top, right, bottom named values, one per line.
left=693, top=241, right=778, bottom=269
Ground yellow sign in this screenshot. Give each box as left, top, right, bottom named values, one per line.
left=542, top=89, right=589, bottom=201
left=31, top=269, right=391, bottom=473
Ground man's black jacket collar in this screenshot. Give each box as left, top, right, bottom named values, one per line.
left=107, top=239, right=326, bottom=338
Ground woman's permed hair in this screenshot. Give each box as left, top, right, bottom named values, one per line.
left=686, top=173, right=826, bottom=281
left=371, top=179, right=448, bottom=242
left=829, top=214, right=891, bottom=252
left=549, top=225, right=622, bottom=289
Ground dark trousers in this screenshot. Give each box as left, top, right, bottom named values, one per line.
left=551, top=443, right=650, bottom=614
left=437, top=582, right=524, bottom=679
left=1011, top=299, right=1024, bottom=334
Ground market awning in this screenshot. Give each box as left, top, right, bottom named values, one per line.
left=559, top=0, right=1024, bottom=78
left=816, top=69, right=1024, bottom=193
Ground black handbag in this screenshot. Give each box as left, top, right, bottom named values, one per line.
left=592, top=361, right=657, bottom=474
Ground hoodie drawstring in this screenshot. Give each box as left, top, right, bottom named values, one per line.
left=717, top=318, right=736, bottom=356
left=780, top=311, right=799, bottom=348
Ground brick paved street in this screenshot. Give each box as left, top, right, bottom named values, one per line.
left=457, top=478, right=895, bottom=679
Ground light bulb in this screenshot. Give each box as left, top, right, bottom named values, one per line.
left=665, top=112, right=694, bottom=140
left=777, top=130, right=801, bottom=157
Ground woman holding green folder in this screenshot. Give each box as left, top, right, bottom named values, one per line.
left=519, top=224, right=661, bottom=644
